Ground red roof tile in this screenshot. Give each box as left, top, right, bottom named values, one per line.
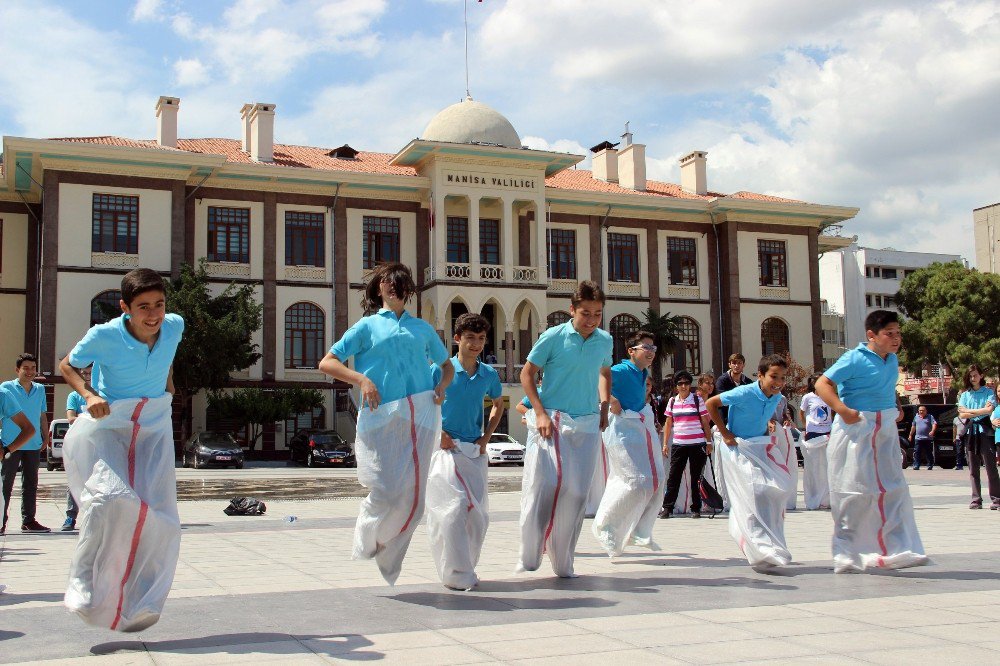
left=544, top=168, right=721, bottom=201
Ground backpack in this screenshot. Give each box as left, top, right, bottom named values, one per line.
left=223, top=496, right=267, bottom=516
left=697, top=474, right=725, bottom=517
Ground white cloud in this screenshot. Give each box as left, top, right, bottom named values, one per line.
left=173, top=58, right=210, bottom=87
left=131, top=0, right=164, bottom=22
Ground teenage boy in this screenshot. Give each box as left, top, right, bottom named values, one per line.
left=59, top=364, right=96, bottom=532
left=661, top=370, right=713, bottom=518
left=426, top=313, right=505, bottom=590
left=1, top=353, right=50, bottom=534
left=715, top=353, right=753, bottom=424
left=518, top=280, right=613, bottom=577
left=59, top=268, right=184, bottom=631
left=816, top=310, right=929, bottom=573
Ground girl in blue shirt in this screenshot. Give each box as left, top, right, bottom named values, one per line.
left=957, top=364, right=998, bottom=510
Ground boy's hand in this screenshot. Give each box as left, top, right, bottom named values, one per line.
left=433, top=383, right=446, bottom=405
left=440, top=432, right=455, bottom=450
left=609, top=397, right=622, bottom=415
left=767, top=420, right=777, bottom=434
left=841, top=409, right=862, bottom=425
left=359, top=377, right=381, bottom=411
left=86, top=395, right=111, bottom=419
left=535, top=411, right=553, bottom=439
left=720, top=429, right=737, bottom=447
left=475, top=434, right=489, bottom=455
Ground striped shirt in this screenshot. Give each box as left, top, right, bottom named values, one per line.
left=665, top=393, right=709, bottom=445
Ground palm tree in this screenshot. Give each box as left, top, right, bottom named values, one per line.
left=639, top=307, right=683, bottom=388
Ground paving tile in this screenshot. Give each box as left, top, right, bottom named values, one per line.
left=613, top=622, right=759, bottom=648
left=324, top=644, right=495, bottom=664
left=848, top=644, right=1000, bottom=664
left=474, top=633, right=633, bottom=660
left=787, top=628, right=940, bottom=652
left=681, top=604, right=819, bottom=623
left=507, top=648, right=684, bottom=666
left=302, top=629, right=457, bottom=655
left=566, top=611, right=704, bottom=633
left=440, top=619, right=587, bottom=644
left=655, top=637, right=822, bottom=664
left=734, top=615, right=870, bottom=638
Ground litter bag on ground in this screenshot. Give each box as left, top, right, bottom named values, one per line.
left=800, top=435, right=831, bottom=510
left=518, top=410, right=601, bottom=577
left=715, top=427, right=796, bottom=569
left=223, top=497, right=267, bottom=516
left=828, top=409, right=929, bottom=573
left=353, top=390, right=441, bottom=585
left=592, top=406, right=665, bottom=556
left=63, top=394, right=179, bottom=632
left=585, top=442, right=609, bottom=517
left=425, top=444, right=489, bottom=590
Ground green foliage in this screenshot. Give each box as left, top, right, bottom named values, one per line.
left=896, top=262, right=1000, bottom=377
left=639, top=307, right=683, bottom=385
left=208, top=387, right=325, bottom=450
left=167, top=260, right=264, bottom=394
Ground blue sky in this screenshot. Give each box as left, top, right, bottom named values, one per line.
left=2, top=0, right=998, bottom=261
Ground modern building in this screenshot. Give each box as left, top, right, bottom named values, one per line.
left=819, top=299, right=847, bottom=371
left=0, top=95, right=858, bottom=451
left=974, top=202, right=1000, bottom=274
left=818, top=243, right=961, bottom=348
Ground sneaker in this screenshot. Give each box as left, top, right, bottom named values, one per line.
left=658, top=508, right=671, bottom=519
left=970, top=502, right=983, bottom=510
left=61, top=518, right=76, bottom=531
left=956, top=466, right=964, bottom=471
left=990, top=504, right=1000, bottom=511
left=21, top=520, right=50, bottom=533
left=928, top=467, right=934, bottom=471
left=691, top=511, right=702, bottom=519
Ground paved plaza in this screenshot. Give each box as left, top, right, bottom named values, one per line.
left=2, top=465, right=1000, bottom=664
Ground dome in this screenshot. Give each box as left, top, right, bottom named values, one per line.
left=421, top=97, right=521, bottom=149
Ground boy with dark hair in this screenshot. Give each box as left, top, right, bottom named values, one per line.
left=706, top=354, right=795, bottom=570
left=0, top=353, right=43, bottom=535
left=61, top=364, right=94, bottom=532
left=58, top=267, right=184, bottom=631
left=426, top=313, right=505, bottom=590
left=518, top=280, right=613, bottom=577
left=816, top=310, right=929, bottom=573
left=660, top=369, right=713, bottom=518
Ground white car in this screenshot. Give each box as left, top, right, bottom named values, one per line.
left=485, top=433, right=525, bottom=466
left=47, top=419, right=72, bottom=471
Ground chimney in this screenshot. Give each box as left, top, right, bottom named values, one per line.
left=679, top=150, right=708, bottom=195
left=618, top=143, right=646, bottom=191
left=155, top=96, right=180, bottom=148
left=249, top=102, right=276, bottom=162
left=590, top=141, right=619, bottom=183
left=240, top=103, right=253, bottom=152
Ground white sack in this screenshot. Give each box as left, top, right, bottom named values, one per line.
left=800, top=434, right=831, bottom=510
left=353, top=390, right=441, bottom=585
left=828, top=409, right=929, bottom=573
left=63, top=394, right=179, bottom=632
left=715, top=427, right=796, bottom=569
left=786, top=429, right=800, bottom=511
left=711, top=440, right=730, bottom=511
left=425, top=444, right=489, bottom=590
left=517, top=410, right=601, bottom=578
left=585, top=442, right=609, bottom=517
left=670, top=464, right=694, bottom=515
left=592, top=406, right=665, bottom=556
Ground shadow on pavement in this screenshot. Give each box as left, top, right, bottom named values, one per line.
left=92, top=632, right=381, bottom=660
left=0, top=630, right=26, bottom=642
left=390, top=590, right=616, bottom=612
left=0, top=592, right=65, bottom=606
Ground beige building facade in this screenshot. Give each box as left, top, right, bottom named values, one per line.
left=974, top=202, right=1000, bottom=274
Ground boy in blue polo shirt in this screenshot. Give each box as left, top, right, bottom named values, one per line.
left=0, top=355, right=41, bottom=536
left=58, top=268, right=184, bottom=631
left=816, top=309, right=928, bottom=573
left=517, top=280, right=613, bottom=577
left=60, top=364, right=94, bottom=532
left=426, top=313, right=505, bottom=590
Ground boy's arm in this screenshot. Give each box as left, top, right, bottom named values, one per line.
left=59, top=355, right=110, bottom=419
left=476, top=397, right=506, bottom=453
left=433, top=361, right=454, bottom=406
left=815, top=375, right=860, bottom=425
left=3, top=412, right=36, bottom=453
left=521, top=361, right=552, bottom=439
left=40, top=411, right=49, bottom=450
left=706, top=395, right=736, bottom=446
left=318, top=352, right=381, bottom=411
left=598, top=366, right=612, bottom=431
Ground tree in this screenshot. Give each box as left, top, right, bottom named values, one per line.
left=896, top=262, right=1000, bottom=379
left=208, top=387, right=325, bottom=451
left=639, top=307, right=682, bottom=388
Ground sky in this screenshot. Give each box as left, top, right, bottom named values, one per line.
left=2, top=0, right=998, bottom=261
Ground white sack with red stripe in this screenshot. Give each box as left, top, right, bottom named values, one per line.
left=585, top=441, right=608, bottom=517
left=63, top=394, right=179, bottom=632
left=517, top=410, right=601, bottom=577
left=715, top=427, right=796, bottom=569
left=787, top=435, right=799, bottom=511
left=352, top=390, right=441, bottom=585
left=828, top=409, right=928, bottom=573
left=670, top=464, right=694, bottom=515
left=592, top=406, right=665, bottom=556
left=800, top=434, right=831, bottom=510
left=425, top=443, right=489, bottom=590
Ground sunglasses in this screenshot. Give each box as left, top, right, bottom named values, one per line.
left=676, top=381, right=691, bottom=386
left=631, top=344, right=657, bottom=352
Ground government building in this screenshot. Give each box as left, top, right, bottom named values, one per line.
left=0, top=95, right=858, bottom=451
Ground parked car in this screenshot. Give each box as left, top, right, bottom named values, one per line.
left=47, top=419, right=72, bottom=471
left=287, top=429, right=356, bottom=468
left=897, top=404, right=958, bottom=469
left=486, top=432, right=525, bottom=466
left=181, top=431, right=245, bottom=469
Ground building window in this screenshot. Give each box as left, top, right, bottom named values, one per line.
left=284, top=302, right=325, bottom=369
left=91, top=290, right=122, bottom=327
left=547, top=229, right=577, bottom=279
left=761, top=317, right=790, bottom=357
left=284, top=406, right=325, bottom=442
left=667, top=237, right=698, bottom=285
left=758, top=239, right=787, bottom=287
left=865, top=294, right=873, bottom=307
left=480, top=218, right=500, bottom=265
left=882, top=268, right=897, bottom=279
left=207, top=207, right=250, bottom=263
left=547, top=310, right=571, bottom=328
left=363, top=216, right=400, bottom=269
left=673, top=316, right=701, bottom=374
left=610, top=313, right=640, bottom=362
left=884, top=295, right=895, bottom=308
left=608, top=232, right=639, bottom=282
left=447, top=216, right=469, bottom=264
left=285, top=211, right=325, bottom=267
left=92, top=193, right=139, bottom=254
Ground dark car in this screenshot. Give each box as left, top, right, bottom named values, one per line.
left=897, top=404, right=958, bottom=469
left=181, top=431, right=245, bottom=469
left=288, top=429, right=356, bottom=468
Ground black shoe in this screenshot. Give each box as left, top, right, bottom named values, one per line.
left=21, top=520, right=51, bottom=533
left=691, top=512, right=702, bottom=519
left=658, top=508, right=671, bottom=519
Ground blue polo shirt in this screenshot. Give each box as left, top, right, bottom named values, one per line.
left=992, top=405, right=1000, bottom=443
left=610, top=359, right=648, bottom=413
left=719, top=381, right=781, bottom=439
left=526, top=321, right=613, bottom=417
left=823, top=343, right=899, bottom=412
left=0, top=380, right=47, bottom=450
left=959, top=386, right=997, bottom=431
left=432, top=357, right=503, bottom=442
left=67, top=391, right=86, bottom=416
left=68, top=313, right=184, bottom=403
left=331, top=308, right=449, bottom=405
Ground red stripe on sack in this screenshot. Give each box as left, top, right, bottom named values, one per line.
left=601, top=442, right=608, bottom=483
left=453, top=459, right=474, bottom=512
left=399, top=397, right=421, bottom=534
left=640, top=414, right=659, bottom=489
left=542, top=412, right=563, bottom=550
left=110, top=397, right=149, bottom=630
left=871, top=412, right=888, bottom=558
left=766, top=434, right=790, bottom=474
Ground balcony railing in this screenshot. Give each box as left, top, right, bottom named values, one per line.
left=548, top=277, right=577, bottom=293
left=490, top=363, right=526, bottom=384
left=480, top=265, right=504, bottom=282
left=759, top=286, right=790, bottom=300
left=424, top=264, right=540, bottom=285
left=606, top=280, right=641, bottom=297
left=206, top=261, right=251, bottom=278
left=92, top=252, right=139, bottom=270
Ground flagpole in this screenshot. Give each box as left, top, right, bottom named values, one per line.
left=464, top=0, right=470, bottom=98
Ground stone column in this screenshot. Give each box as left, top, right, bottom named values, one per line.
left=535, top=198, right=547, bottom=284
left=469, top=196, right=480, bottom=280
left=504, top=329, right=515, bottom=383
left=501, top=196, right=514, bottom=282
left=434, top=190, right=447, bottom=279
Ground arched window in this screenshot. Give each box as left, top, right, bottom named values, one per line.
left=673, top=317, right=701, bottom=374
left=91, top=290, right=122, bottom=327
left=285, top=302, right=325, bottom=369
left=546, top=311, right=571, bottom=328
left=610, top=313, right=640, bottom=363
left=761, top=317, right=790, bottom=357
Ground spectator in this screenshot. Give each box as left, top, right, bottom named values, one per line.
left=696, top=373, right=716, bottom=401
left=799, top=374, right=833, bottom=441
left=0, top=353, right=50, bottom=534
left=660, top=370, right=713, bottom=518
left=991, top=386, right=1000, bottom=467
left=715, top=353, right=753, bottom=424
left=909, top=405, right=937, bottom=470
left=957, top=364, right=998, bottom=509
